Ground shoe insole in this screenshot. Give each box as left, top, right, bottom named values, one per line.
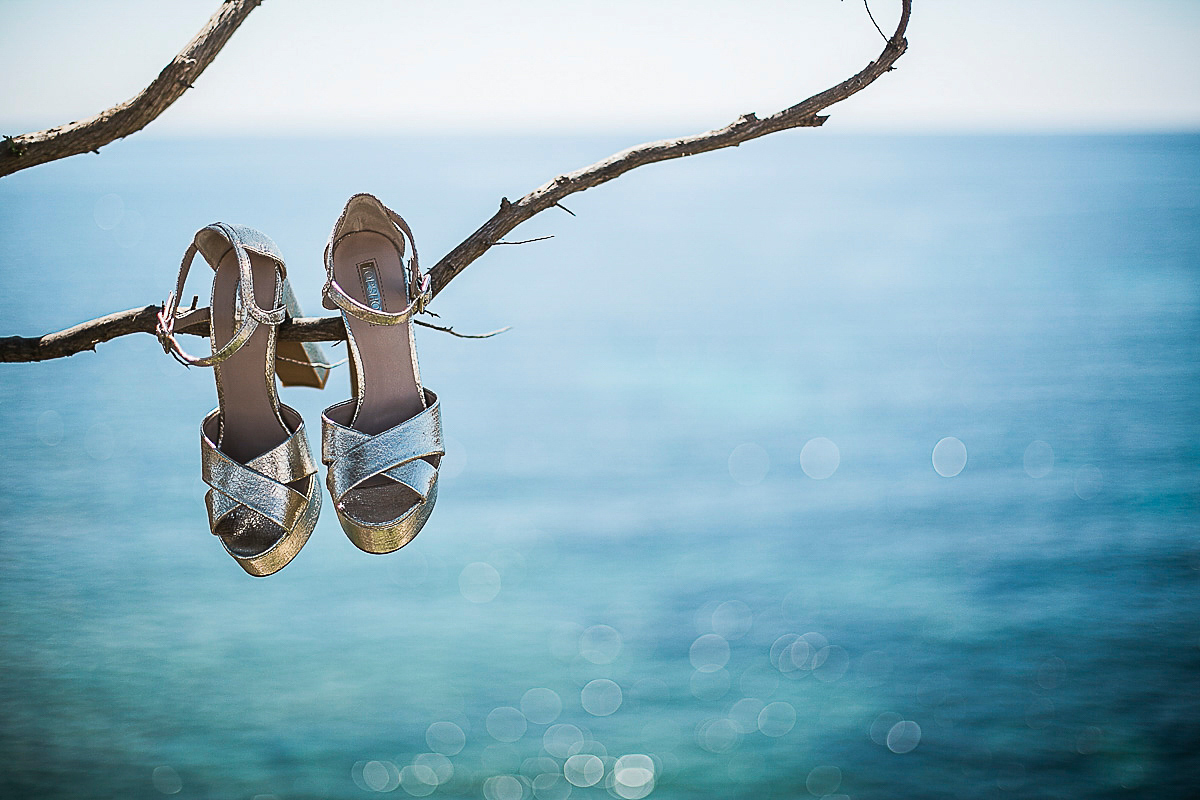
left=211, top=248, right=289, bottom=464
left=332, top=230, right=425, bottom=435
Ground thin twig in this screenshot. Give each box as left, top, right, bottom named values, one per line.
left=863, top=0, right=889, bottom=42
left=495, top=235, right=554, bottom=245
left=414, top=321, right=512, bottom=339
left=276, top=354, right=349, bottom=369
left=0, top=0, right=260, bottom=178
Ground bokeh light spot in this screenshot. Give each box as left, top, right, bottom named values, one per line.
left=770, top=634, right=801, bottom=670
left=1074, top=464, right=1103, bottom=499
left=579, top=624, right=623, bottom=664
left=415, top=753, right=453, bottom=784
left=869, top=712, right=902, bottom=746
left=806, top=765, right=842, bottom=796
left=612, top=754, right=656, bottom=799
left=426, top=721, right=466, bottom=756
left=812, top=645, right=850, bottom=683
left=151, top=765, right=182, bottom=795
left=932, top=437, right=967, bottom=477
left=800, top=437, right=840, bottom=480
left=886, top=720, right=922, bottom=753
left=400, top=762, right=438, bottom=796
left=783, top=638, right=812, bottom=673
left=363, top=760, right=400, bottom=792
left=36, top=410, right=63, bottom=446
left=689, top=633, right=730, bottom=672
left=1023, top=440, right=1054, bottom=478
left=1025, top=697, right=1054, bottom=729
left=459, top=562, right=501, bottom=603
left=94, top=193, right=124, bottom=230
left=564, top=754, right=604, bottom=787
left=697, top=718, right=741, bottom=753
left=544, top=724, right=585, bottom=759
left=486, top=706, right=528, bottom=742
left=757, top=701, right=797, bottom=737
left=711, top=600, right=753, bottom=640
left=483, top=774, right=525, bottom=800
left=521, top=687, right=563, bottom=725
left=728, top=697, right=766, bottom=734
left=689, top=667, right=731, bottom=701
left=581, top=678, right=622, bottom=716
left=729, top=443, right=770, bottom=485
left=1036, top=656, right=1067, bottom=690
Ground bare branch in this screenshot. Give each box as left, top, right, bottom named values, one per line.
left=424, top=0, right=910, bottom=298
left=0, top=0, right=911, bottom=363
left=0, top=0, right=261, bottom=178
left=0, top=307, right=506, bottom=362
left=1, top=306, right=163, bottom=362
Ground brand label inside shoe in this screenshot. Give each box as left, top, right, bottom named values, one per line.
left=357, top=260, right=384, bottom=311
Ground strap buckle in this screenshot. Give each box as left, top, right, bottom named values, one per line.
left=413, top=271, right=432, bottom=315
left=155, top=294, right=189, bottom=366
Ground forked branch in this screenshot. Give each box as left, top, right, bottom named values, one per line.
left=0, top=0, right=261, bottom=178
left=0, top=0, right=911, bottom=363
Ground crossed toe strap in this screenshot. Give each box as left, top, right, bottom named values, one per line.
left=202, top=406, right=318, bottom=533
left=321, top=390, right=444, bottom=512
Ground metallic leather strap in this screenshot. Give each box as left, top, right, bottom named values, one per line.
left=157, top=223, right=289, bottom=367
left=323, top=270, right=431, bottom=326
left=321, top=195, right=432, bottom=324
left=202, top=406, right=318, bottom=532
left=321, top=390, right=444, bottom=506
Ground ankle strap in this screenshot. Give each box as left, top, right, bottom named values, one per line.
left=322, top=201, right=432, bottom=326
left=156, top=223, right=287, bottom=367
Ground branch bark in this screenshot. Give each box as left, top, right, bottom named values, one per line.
left=0, top=0, right=261, bottom=178
left=0, top=0, right=911, bottom=363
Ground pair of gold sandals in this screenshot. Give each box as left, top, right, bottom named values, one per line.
left=156, top=194, right=443, bottom=576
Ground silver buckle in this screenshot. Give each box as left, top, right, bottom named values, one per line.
left=414, top=273, right=432, bottom=314
left=155, top=295, right=176, bottom=354
left=154, top=294, right=190, bottom=366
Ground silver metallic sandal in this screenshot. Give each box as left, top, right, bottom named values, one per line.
left=320, top=194, right=443, bottom=554
left=157, top=223, right=323, bottom=577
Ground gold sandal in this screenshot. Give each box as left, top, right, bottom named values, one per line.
left=157, top=223, right=323, bottom=576
left=319, top=194, right=443, bottom=554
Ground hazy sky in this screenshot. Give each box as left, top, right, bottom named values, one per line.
left=2, top=0, right=1198, bottom=135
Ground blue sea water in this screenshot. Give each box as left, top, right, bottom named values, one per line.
left=0, top=132, right=1198, bottom=799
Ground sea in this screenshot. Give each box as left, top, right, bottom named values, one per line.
left=0, top=132, right=1197, bottom=799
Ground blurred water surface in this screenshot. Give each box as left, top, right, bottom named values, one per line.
left=1, top=133, right=1198, bottom=799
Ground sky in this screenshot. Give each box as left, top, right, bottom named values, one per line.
left=1, top=0, right=1198, bottom=136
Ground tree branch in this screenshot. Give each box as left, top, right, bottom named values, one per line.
left=0, top=306, right=514, bottom=362
left=0, top=0, right=911, bottom=363
left=425, top=0, right=909, bottom=296
left=0, top=0, right=261, bottom=178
